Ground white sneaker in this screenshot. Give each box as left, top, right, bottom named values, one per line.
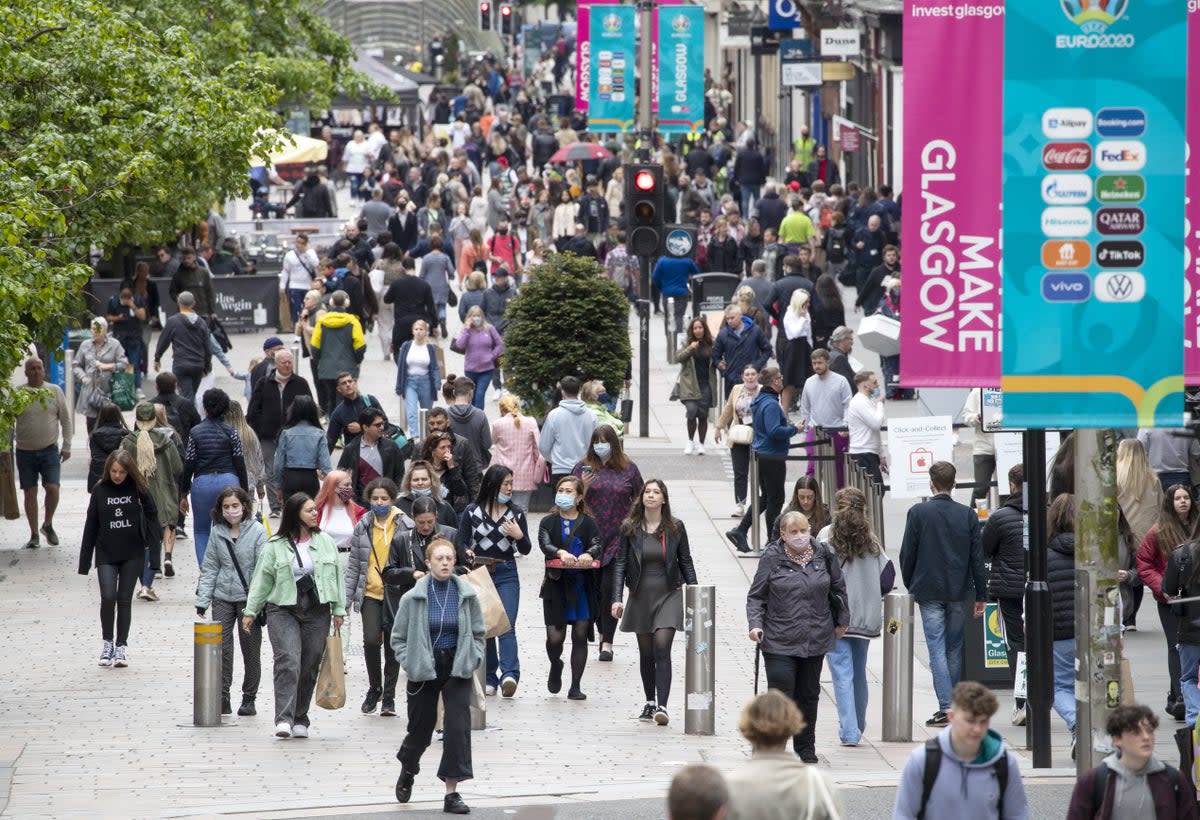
left=275, top=722, right=292, bottom=738
left=683, top=441, right=695, bottom=455
left=136, top=587, right=149, bottom=601
left=113, top=645, right=128, bottom=668
left=501, top=676, right=518, bottom=698
left=731, top=503, right=745, bottom=518
left=291, top=724, right=309, bottom=738
left=696, top=443, right=706, bottom=455
left=98, top=640, right=114, bottom=667
left=484, top=685, right=497, bottom=696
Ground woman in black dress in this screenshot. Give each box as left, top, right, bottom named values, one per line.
left=538, top=476, right=603, bottom=700
left=611, top=479, right=697, bottom=727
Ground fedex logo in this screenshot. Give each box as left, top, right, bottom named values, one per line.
left=1095, top=140, right=1146, bottom=171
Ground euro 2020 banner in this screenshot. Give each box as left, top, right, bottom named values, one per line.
left=1000, top=0, right=1188, bottom=428
left=656, top=5, right=705, bottom=134
left=588, top=6, right=637, bottom=133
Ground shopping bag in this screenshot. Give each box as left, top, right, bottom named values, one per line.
left=462, top=565, right=511, bottom=639
left=111, top=368, right=136, bottom=411
left=0, top=457, right=20, bottom=520
left=1119, top=657, right=1135, bottom=705
left=315, top=632, right=346, bottom=710
left=278, top=290, right=293, bottom=334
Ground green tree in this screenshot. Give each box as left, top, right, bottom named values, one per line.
left=502, top=254, right=631, bottom=418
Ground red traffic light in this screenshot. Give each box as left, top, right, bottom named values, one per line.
left=480, top=1, right=490, bottom=11
left=500, top=4, right=512, bottom=14
left=634, top=170, right=656, bottom=192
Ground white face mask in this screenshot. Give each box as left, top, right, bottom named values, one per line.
left=223, top=509, right=242, bottom=526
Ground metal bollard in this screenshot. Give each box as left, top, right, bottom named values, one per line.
left=471, top=664, right=487, bottom=730
left=194, top=622, right=223, bottom=726
left=749, top=450, right=761, bottom=551
left=684, top=585, right=716, bottom=735
left=882, top=592, right=915, bottom=741
left=418, top=407, right=429, bottom=441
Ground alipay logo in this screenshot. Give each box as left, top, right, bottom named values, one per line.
left=1042, top=108, right=1093, bottom=139
left=1042, top=272, right=1092, bottom=302
left=1042, top=174, right=1093, bottom=204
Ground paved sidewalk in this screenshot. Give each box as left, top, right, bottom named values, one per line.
left=0, top=284, right=1107, bottom=818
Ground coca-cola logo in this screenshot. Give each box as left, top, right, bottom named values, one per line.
left=1042, top=142, right=1092, bottom=170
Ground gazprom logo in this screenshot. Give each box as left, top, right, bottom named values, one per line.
left=1042, top=174, right=1093, bottom=204
left=1042, top=272, right=1092, bottom=302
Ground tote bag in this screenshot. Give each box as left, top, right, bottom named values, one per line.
left=315, top=631, right=346, bottom=709
left=463, top=565, right=511, bottom=639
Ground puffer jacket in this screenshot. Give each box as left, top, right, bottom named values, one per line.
left=344, top=509, right=415, bottom=612
left=310, top=309, right=366, bottom=380
left=88, top=423, right=129, bottom=489
left=195, top=520, right=268, bottom=609
left=982, top=497, right=1027, bottom=599
left=1047, top=532, right=1076, bottom=641
left=1163, top=540, right=1200, bottom=646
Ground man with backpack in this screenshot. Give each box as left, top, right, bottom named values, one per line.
left=893, top=681, right=1029, bottom=819
left=1066, top=703, right=1196, bottom=819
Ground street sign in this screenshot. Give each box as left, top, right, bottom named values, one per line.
left=750, top=26, right=781, bottom=55
left=820, top=28, right=860, bottom=57
left=768, top=0, right=804, bottom=30
left=779, top=38, right=813, bottom=61
left=838, top=121, right=861, bottom=151
left=781, top=62, right=822, bottom=87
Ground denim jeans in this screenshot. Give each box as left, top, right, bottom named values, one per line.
left=1052, top=638, right=1076, bottom=733
left=191, top=472, right=239, bottom=566
left=1179, top=643, right=1200, bottom=725
left=486, top=560, right=521, bottom=686
left=403, top=373, right=435, bottom=436
left=827, top=637, right=870, bottom=743
left=119, top=337, right=144, bottom=389
left=464, top=369, right=494, bottom=409
left=287, top=289, right=308, bottom=325
left=918, top=599, right=967, bottom=710
left=740, top=185, right=761, bottom=222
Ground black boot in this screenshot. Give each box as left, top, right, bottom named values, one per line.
left=395, top=769, right=415, bottom=803
left=443, top=792, right=470, bottom=814
left=221, top=693, right=232, bottom=715
left=238, top=696, right=256, bottom=716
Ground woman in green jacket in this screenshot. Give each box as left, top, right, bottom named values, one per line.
left=242, top=492, right=347, bottom=740
left=391, top=538, right=484, bottom=815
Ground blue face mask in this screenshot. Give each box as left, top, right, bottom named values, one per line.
left=371, top=503, right=393, bottom=518
left=592, top=442, right=612, bottom=460
left=411, top=487, right=432, bottom=498
left=498, top=492, right=512, bottom=504
left=597, top=392, right=610, bottom=405
left=554, top=493, right=575, bottom=511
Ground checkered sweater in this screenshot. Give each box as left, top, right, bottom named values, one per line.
left=458, top=503, right=532, bottom=560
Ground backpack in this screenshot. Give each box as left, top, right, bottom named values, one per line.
left=1091, top=762, right=1182, bottom=812
left=826, top=226, right=849, bottom=264
left=917, top=737, right=1008, bottom=820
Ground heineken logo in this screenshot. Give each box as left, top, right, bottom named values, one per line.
left=1095, top=175, right=1145, bottom=203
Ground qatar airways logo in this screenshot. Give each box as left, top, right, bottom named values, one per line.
left=1043, top=142, right=1092, bottom=170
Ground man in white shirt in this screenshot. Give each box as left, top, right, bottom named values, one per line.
left=279, top=235, right=319, bottom=326
left=799, top=348, right=852, bottom=486
left=846, top=370, right=886, bottom=484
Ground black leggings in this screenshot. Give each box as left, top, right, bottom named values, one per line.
left=546, top=621, right=590, bottom=691
left=98, top=558, right=141, bottom=645
left=636, top=628, right=676, bottom=707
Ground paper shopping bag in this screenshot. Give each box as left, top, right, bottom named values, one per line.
left=463, top=565, right=511, bottom=639
left=315, top=633, right=346, bottom=710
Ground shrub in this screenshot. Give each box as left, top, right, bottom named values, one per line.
left=502, top=253, right=631, bottom=418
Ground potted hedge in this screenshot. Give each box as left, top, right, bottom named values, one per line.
left=502, top=252, right=632, bottom=420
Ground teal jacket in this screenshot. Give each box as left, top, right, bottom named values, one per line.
left=390, top=575, right=484, bottom=682
left=243, top=532, right=347, bottom=618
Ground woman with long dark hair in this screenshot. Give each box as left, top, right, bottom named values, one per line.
left=181, top=388, right=249, bottom=567
left=79, top=449, right=158, bottom=668
left=272, top=395, right=331, bottom=501
left=612, top=479, right=698, bottom=726
left=571, top=425, right=643, bottom=662
left=1137, top=483, right=1199, bottom=721
left=811, top=274, right=845, bottom=350
left=538, top=475, right=603, bottom=700
left=242, top=492, right=347, bottom=739
left=420, top=432, right=471, bottom=512
left=458, top=464, right=531, bottom=697
left=772, top=476, right=830, bottom=541
left=88, top=402, right=130, bottom=490
left=674, top=317, right=714, bottom=455
left=820, top=488, right=892, bottom=746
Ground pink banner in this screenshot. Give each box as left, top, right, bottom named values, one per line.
left=899, top=0, right=1004, bottom=388
left=1186, top=4, right=1200, bottom=381
left=575, top=0, right=618, bottom=111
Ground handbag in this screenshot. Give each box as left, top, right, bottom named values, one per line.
left=315, top=631, right=347, bottom=709
left=728, top=424, right=754, bottom=445
left=619, top=387, right=633, bottom=424
left=111, top=368, right=136, bottom=411
left=668, top=381, right=680, bottom=402
left=277, top=289, right=294, bottom=333
left=462, top=564, right=511, bottom=639
left=449, top=336, right=466, bottom=355
left=225, top=538, right=266, bottom=628
left=447, top=288, right=459, bottom=308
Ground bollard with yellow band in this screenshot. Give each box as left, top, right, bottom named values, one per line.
left=194, top=622, right=223, bottom=727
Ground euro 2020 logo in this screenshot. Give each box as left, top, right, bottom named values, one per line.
left=671, top=13, right=690, bottom=34
left=601, top=13, right=622, bottom=33
left=1060, top=0, right=1129, bottom=33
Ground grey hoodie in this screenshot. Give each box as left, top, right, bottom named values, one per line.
left=447, top=403, right=492, bottom=462
left=1104, top=752, right=1165, bottom=820
left=893, top=727, right=1028, bottom=820
left=539, top=398, right=597, bottom=474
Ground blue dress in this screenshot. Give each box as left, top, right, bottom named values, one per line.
left=561, top=517, right=591, bottom=623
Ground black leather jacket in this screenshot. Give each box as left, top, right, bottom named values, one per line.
left=611, top=521, right=698, bottom=602
left=1164, top=540, right=1200, bottom=646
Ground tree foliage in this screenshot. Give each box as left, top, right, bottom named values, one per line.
left=502, top=254, right=631, bottom=418
left=0, top=0, right=330, bottom=432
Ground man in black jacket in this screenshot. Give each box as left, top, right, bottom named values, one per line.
left=982, top=464, right=1028, bottom=725
left=732, top=139, right=768, bottom=220
left=337, top=407, right=406, bottom=504
left=899, top=461, right=986, bottom=727
left=247, top=349, right=313, bottom=515
left=382, top=261, right=437, bottom=353
left=828, top=327, right=857, bottom=387
left=754, top=184, right=789, bottom=235
left=327, top=373, right=390, bottom=451
left=150, top=371, right=200, bottom=447
left=153, top=291, right=212, bottom=401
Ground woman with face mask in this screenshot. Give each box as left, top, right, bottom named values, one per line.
left=746, top=511, right=849, bottom=763
left=571, top=425, right=643, bottom=662
left=453, top=306, right=504, bottom=410
left=457, top=465, right=531, bottom=697
left=344, top=478, right=415, bottom=717
left=194, top=486, right=268, bottom=716
left=396, top=461, right=459, bottom=527
left=538, top=476, right=603, bottom=700
left=490, top=395, right=544, bottom=511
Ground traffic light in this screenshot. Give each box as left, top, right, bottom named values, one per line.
left=479, top=1, right=491, bottom=30
left=625, top=163, right=664, bottom=257
left=499, top=4, right=513, bottom=35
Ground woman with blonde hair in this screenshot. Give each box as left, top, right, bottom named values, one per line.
left=457, top=270, right=487, bottom=323
left=736, top=285, right=771, bottom=336
left=724, top=690, right=845, bottom=819
left=121, top=402, right=183, bottom=602
left=225, top=400, right=268, bottom=515
left=779, top=288, right=813, bottom=414
left=453, top=305, right=504, bottom=409
left=1116, top=437, right=1158, bottom=630
left=490, top=394, right=543, bottom=511
left=396, top=460, right=459, bottom=527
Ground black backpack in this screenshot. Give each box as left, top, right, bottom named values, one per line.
left=1091, top=762, right=1181, bottom=811
left=917, top=737, right=1008, bottom=820
left=826, top=226, right=849, bottom=264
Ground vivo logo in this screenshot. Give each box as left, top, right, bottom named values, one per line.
left=1042, top=273, right=1092, bottom=302
left=1095, top=140, right=1146, bottom=171
left=1042, top=107, right=1093, bottom=139
left=1042, top=174, right=1094, bottom=204
left=1041, top=206, right=1093, bottom=238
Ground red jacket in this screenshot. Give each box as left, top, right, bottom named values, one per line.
left=1136, top=525, right=1170, bottom=603
left=1067, top=762, right=1196, bottom=820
